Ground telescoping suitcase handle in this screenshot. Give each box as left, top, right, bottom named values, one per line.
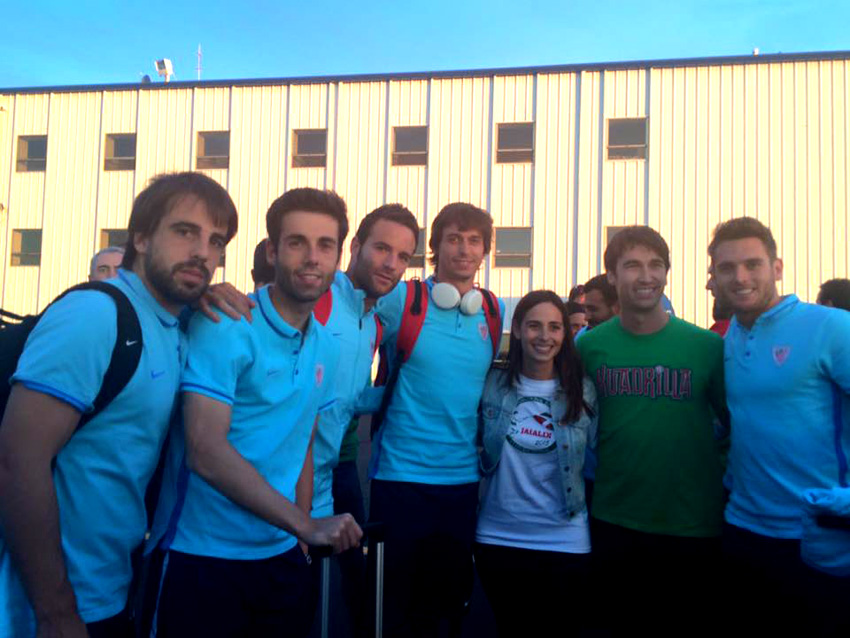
left=309, top=521, right=387, bottom=638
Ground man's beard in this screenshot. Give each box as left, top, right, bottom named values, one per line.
left=274, top=263, right=333, bottom=304
left=145, top=252, right=212, bottom=307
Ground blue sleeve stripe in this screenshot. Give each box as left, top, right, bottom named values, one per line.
left=319, top=399, right=335, bottom=412
left=180, top=383, right=234, bottom=406
left=832, top=384, right=848, bottom=488
left=15, top=380, right=90, bottom=413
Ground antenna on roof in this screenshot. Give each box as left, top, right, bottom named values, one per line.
left=197, top=44, right=203, bottom=81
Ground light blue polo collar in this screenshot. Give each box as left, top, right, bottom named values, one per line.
left=732, top=294, right=799, bottom=332
left=117, top=269, right=179, bottom=328
left=256, top=285, right=317, bottom=340
left=334, top=270, right=370, bottom=318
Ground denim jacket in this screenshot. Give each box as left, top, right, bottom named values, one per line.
left=478, top=368, right=598, bottom=517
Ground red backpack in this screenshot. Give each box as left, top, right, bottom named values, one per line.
left=313, top=287, right=383, bottom=355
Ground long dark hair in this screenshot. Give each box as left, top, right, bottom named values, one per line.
left=505, top=290, right=589, bottom=423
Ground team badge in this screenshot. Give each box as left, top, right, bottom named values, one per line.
left=772, top=346, right=791, bottom=366
left=478, top=323, right=489, bottom=341
left=315, top=363, right=325, bottom=386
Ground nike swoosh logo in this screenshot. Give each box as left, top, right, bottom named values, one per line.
left=126, top=340, right=138, bottom=346
left=151, top=370, right=166, bottom=379
left=331, top=332, right=343, bottom=337
left=267, top=369, right=282, bottom=377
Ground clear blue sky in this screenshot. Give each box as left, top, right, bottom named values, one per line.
left=3, top=0, right=848, bottom=88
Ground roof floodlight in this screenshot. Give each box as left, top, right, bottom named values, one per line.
left=154, top=59, right=174, bottom=82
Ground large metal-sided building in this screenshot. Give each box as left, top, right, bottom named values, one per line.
left=1, top=50, right=848, bottom=326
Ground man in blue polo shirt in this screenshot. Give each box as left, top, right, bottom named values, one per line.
left=371, top=202, right=504, bottom=638
left=150, top=188, right=362, bottom=637
left=312, top=204, right=418, bottom=635
left=710, top=217, right=850, bottom=636
left=0, top=172, right=238, bottom=638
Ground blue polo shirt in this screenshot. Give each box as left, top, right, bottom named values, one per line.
left=371, top=277, right=504, bottom=485
left=0, top=270, right=185, bottom=636
left=312, top=271, right=378, bottom=517
left=150, top=285, right=338, bottom=560
left=724, top=295, right=850, bottom=538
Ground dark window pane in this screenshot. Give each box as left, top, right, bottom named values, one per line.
left=608, top=119, right=646, bottom=146
left=392, top=152, right=427, bottom=167
left=101, top=229, right=129, bottom=249
left=607, top=146, right=646, bottom=160
left=17, top=136, right=47, bottom=172
left=112, top=135, right=136, bottom=158
left=494, top=255, right=531, bottom=268
left=496, top=228, right=532, bottom=254
left=26, top=137, right=47, bottom=159
left=292, top=154, right=326, bottom=168
left=11, top=230, right=42, bottom=267
left=295, top=130, right=327, bottom=155
left=394, top=127, right=427, bottom=153
left=497, top=123, right=533, bottom=151
left=201, top=132, right=230, bottom=158
left=494, top=227, right=532, bottom=268
left=197, top=156, right=230, bottom=169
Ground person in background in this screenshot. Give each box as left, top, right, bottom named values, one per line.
left=565, top=300, right=587, bottom=337
left=251, top=238, right=275, bottom=291
left=816, top=277, right=850, bottom=312
left=475, top=290, right=597, bottom=637
left=88, top=246, right=125, bottom=282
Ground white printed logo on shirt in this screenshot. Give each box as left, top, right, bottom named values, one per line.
left=506, top=396, right=557, bottom=454
left=772, top=345, right=791, bottom=366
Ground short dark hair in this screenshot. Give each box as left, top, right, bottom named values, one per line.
left=428, top=202, right=493, bottom=267
left=604, top=226, right=670, bottom=273
left=583, top=274, right=618, bottom=306
left=355, top=204, right=419, bottom=247
left=251, top=238, right=274, bottom=286
left=709, top=216, right=778, bottom=262
left=504, top=290, right=590, bottom=423
left=819, top=278, right=850, bottom=312
left=122, top=172, right=238, bottom=269
left=568, top=285, right=585, bottom=302
left=566, top=301, right=586, bottom=316
left=266, top=188, right=349, bottom=255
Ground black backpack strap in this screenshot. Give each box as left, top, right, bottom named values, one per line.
left=65, top=283, right=143, bottom=429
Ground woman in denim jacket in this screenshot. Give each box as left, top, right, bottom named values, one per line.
left=475, top=290, right=597, bottom=638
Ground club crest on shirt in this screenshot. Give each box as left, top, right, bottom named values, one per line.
left=772, top=346, right=791, bottom=366
left=315, top=363, right=325, bottom=386
left=478, top=322, right=489, bottom=341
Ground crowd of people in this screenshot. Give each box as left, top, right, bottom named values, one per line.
left=0, top=170, right=848, bottom=638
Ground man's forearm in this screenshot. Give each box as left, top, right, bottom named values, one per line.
left=0, top=458, right=78, bottom=622
left=187, top=434, right=313, bottom=540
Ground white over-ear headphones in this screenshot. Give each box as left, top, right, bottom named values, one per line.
left=431, top=282, right=483, bottom=315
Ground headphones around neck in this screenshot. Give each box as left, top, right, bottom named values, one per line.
left=431, top=282, right=483, bottom=315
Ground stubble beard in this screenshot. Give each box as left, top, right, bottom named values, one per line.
left=145, top=251, right=212, bottom=307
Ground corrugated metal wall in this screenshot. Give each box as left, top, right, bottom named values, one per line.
left=1, top=55, right=848, bottom=327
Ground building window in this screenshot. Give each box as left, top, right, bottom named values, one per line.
left=11, top=229, right=42, bottom=266
left=409, top=228, right=426, bottom=268
left=16, top=136, right=47, bottom=172
left=494, top=227, right=532, bottom=268
left=197, top=131, right=230, bottom=169
left=100, top=229, right=129, bottom=249
left=607, top=118, right=647, bottom=159
left=606, top=226, right=629, bottom=245
left=496, top=123, right=533, bottom=163
left=392, top=126, right=427, bottom=166
left=104, top=134, right=136, bottom=171
left=292, top=129, right=327, bottom=168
